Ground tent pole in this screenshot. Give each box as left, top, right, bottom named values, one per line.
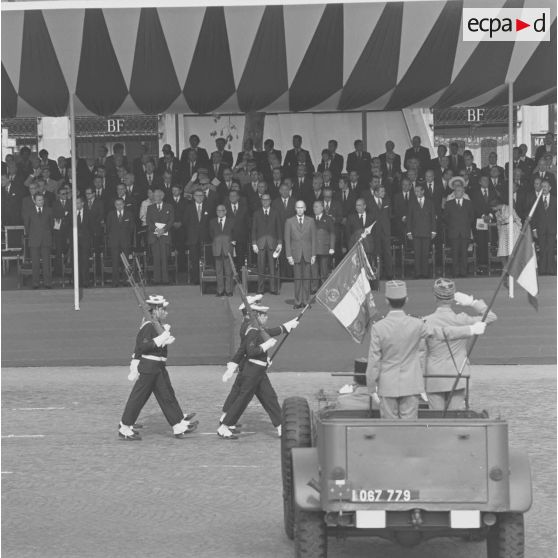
left=361, top=111, right=367, bottom=151
left=507, top=81, right=514, bottom=298
left=175, top=113, right=180, bottom=157
left=69, top=94, right=80, bottom=310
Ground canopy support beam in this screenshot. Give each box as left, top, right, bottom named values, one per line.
left=507, top=81, right=514, bottom=298
left=69, top=94, right=80, bottom=310
left=361, top=112, right=367, bottom=151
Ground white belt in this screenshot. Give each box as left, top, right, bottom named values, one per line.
left=248, top=359, right=268, bottom=367
left=142, top=355, right=167, bottom=362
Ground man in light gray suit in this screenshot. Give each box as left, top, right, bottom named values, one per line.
left=284, top=201, right=316, bottom=309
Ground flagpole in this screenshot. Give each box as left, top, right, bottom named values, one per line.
left=507, top=81, right=514, bottom=298
left=69, top=93, right=80, bottom=310
left=267, top=222, right=377, bottom=368
left=443, top=189, right=543, bottom=414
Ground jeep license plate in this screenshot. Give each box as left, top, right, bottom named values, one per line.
left=351, top=489, right=419, bottom=503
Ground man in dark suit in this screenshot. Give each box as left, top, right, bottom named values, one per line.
left=429, top=145, right=448, bottom=173
left=379, top=141, right=402, bottom=175
left=267, top=167, right=283, bottom=200
left=518, top=144, right=536, bottom=176
left=361, top=176, right=381, bottom=211
left=284, top=201, right=317, bottom=308
left=407, top=184, right=436, bottom=278
left=533, top=180, right=556, bottom=275
left=345, top=198, right=375, bottom=265
left=56, top=156, right=72, bottom=186
left=84, top=187, right=105, bottom=263
left=181, top=149, right=201, bottom=185
left=51, top=186, right=72, bottom=275
left=252, top=193, right=282, bottom=294
left=404, top=136, right=431, bottom=172
left=106, top=198, right=134, bottom=286
left=423, top=169, right=445, bottom=218
left=317, top=149, right=337, bottom=177
left=292, top=166, right=312, bottom=201
left=322, top=187, right=344, bottom=264
left=225, top=189, right=249, bottom=270
left=184, top=189, right=210, bottom=284
left=392, top=177, right=415, bottom=240
left=2, top=173, right=24, bottom=226
left=209, top=205, right=236, bottom=296
left=180, top=134, right=210, bottom=174
left=157, top=151, right=181, bottom=184
left=135, top=160, right=159, bottom=193
left=114, top=184, right=139, bottom=228
left=505, top=147, right=523, bottom=179
left=146, top=188, right=174, bottom=285
left=262, top=138, right=282, bottom=166
left=346, top=140, right=372, bottom=184
left=481, top=152, right=505, bottom=179
left=208, top=151, right=227, bottom=183
left=74, top=196, right=93, bottom=287
left=284, top=135, right=314, bottom=178
left=326, top=139, right=344, bottom=176
left=24, top=192, right=53, bottom=289
left=217, top=167, right=241, bottom=204
left=311, top=200, right=335, bottom=291
left=235, top=138, right=260, bottom=168
left=272, top=183, right=296, bottom=279
left=77, top=158, right=98, bottom=192
left=532, top=159, right=557, bottom=195
left=488, top=166, right=507, bottom=202
left=470, top=175, right=499, bottom=271
left=169, top=185, right=188, bottom=271
left=443, top=182, right=474, bottom=277
left=38, top=149, right=61, bottom=181
left=447, top=142, right=465, bottom=175
left=212, top=137, right=234, bottom=169
left=105, top=144, right=129, bottom=177
left=159, top=170, right=175, bottom=202
left=534, top=132, right=556, bottom=163
left=367, top=185, right=393, bottom=279
left=304, top=176, right=324, bottom=215
left=462, top=153, right=482, bottom=187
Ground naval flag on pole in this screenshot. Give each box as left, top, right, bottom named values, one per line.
left=507, top=225, right=539, bottom=310
left=315, top=238, right=376, bottom=343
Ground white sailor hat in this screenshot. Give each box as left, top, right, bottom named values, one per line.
left=449, top=176, right=465, bottom=190
left=145, top=295, right=169, bottom=308
left=251, top=303, right=270, bottom=313
left=238, top=294, right=263, bottom=311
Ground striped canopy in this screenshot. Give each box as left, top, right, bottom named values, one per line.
left=1, top=0, right=556, bottom=118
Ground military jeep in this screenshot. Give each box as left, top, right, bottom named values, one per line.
left=281, top=391, right=532, bottom=558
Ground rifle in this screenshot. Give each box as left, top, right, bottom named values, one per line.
left=226, top=252, right=270, bottom=341
left=120, top=252, right=164, bottom=335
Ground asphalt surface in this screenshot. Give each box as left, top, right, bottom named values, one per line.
left=2, top=365, right=555, bottom=558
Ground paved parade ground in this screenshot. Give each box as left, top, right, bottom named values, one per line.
left=2, top=276, right=556, bottom=369
left=2, top=365, right=556, bottom=558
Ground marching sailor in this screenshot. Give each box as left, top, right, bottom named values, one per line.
left=119, top=295, right=198, bottom=440
left=423, top=278, right=497, bottom=410
left=366, top=280, right=488, bottom=420
left=218, top=303, right=299, bottom=440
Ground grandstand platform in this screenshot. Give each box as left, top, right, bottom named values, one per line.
left=2, top=276, right=555, bottom=369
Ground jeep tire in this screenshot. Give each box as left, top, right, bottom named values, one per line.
left=486, top=513, right=525, bottom=558
left=281, top=397, right=312, bottom=540
left=294, top=510, right=327, bottom=558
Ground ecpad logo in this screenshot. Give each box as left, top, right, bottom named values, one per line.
left=463, top=8, right=551, bottom=42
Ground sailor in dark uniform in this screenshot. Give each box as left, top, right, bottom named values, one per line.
left=119, top=295, right=198, bottom=440
left=217, top=304, right=299, bottom=440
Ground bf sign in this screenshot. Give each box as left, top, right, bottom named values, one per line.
left=467, top=109, right=485, bottom=122
left=107, top=119, right=124, bottom=133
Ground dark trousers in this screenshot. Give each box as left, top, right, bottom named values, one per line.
left=215, top=254, right=233, bottom=294
left=53, top=230, right=70, bottom=275
left=334, top=225, right=345, bottom=267
left=475, top=230, right=489, bottom=267
left=234, top=241, right=247, bottom=270
left=311, top=254, right=331, bottom=291
left=257, top=248, right=278, bottom=293
left=538, top=233, right=557, bottom=275
left=451, top=237, right=469, bottom=277
left=188, top=242, right=201, bottom=284
left=30, top=245, right=52, bottom=287
left=293, top=257, right=311, bottom=305
left=223, top=362, right=282, bottom=427
left=151, top=240, right=169, bottom=283
left=121, top=367, right=183, bottom=427
left=413, top=237, right=430, bottom=278
left=278, top=250, right=293, bottom=280
left=171, top=228, right=186, bottom=271
left=374, top=233, right=393, bottom=278
left=78, top=240, right=91, bottom=286
left=110, top=244, right=130, bottom=286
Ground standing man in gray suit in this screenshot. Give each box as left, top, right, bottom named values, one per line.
left=284, top=200, right=316, bottom=309
left=209, top=205, right=236, bottom=297
left=24, top=192, right=53, bottom=289
left=146, top=188, right=174, bottom=285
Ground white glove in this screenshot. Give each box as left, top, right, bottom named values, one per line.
left=273, top=245, right=282, bottom=258
left=163, top=324, right=171, bottom=332
left=470, top=321, right=487, bottom=335
left=252, top=244, right=259, bottom=254
left=128, top=359, right=140, bottom=382
left=287, top=256, right=294, bottom=265
left=260, top=338, right=278, bottom=352
left=154, top=330, right=171, bottom=347
left=222, top=362, right=237, bottom=383
left=420, top=392, right=429, bottom=402
left=371, top=392, right=381, bottom=405
left=338, top=384, right=354, bottom=394
left=163, top=335, right=175, bottom=346
left=454, top=292, right=474, bottom=306
left=282, top=318, right=299, bottom=333
left=328, top=248, right=335, bottom=255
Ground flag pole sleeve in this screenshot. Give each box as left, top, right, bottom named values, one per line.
left=443, top=189, right=543, bottom=414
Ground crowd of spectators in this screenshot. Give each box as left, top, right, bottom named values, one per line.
left=1, top=131, right=556, bottom=291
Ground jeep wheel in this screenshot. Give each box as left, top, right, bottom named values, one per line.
left=281, top=397, right=312, bottom=540
left=486, top=513, right=525, bottom=558
left=294, top=510, right=327, bottom=558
